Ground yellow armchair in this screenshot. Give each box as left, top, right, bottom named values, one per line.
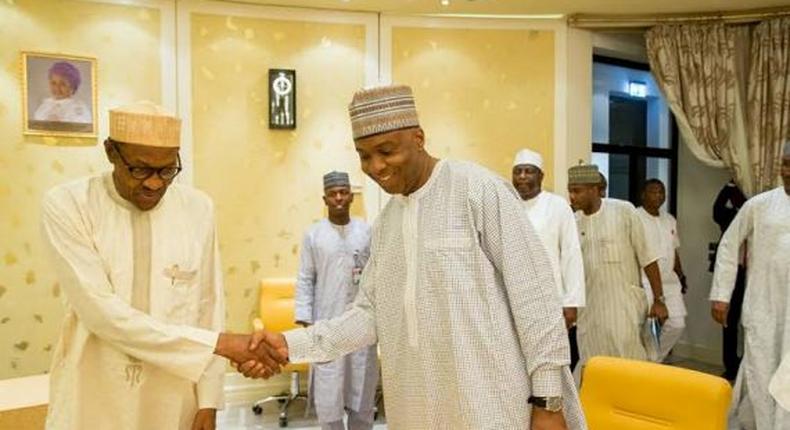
left=580, top=356, right=732, bottom=430
left=250, top=278, right=309, bottom=427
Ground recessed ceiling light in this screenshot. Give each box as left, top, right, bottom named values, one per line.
left=441, top=0, right=450, bottom=6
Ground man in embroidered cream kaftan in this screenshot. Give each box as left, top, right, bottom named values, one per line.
left=42, top=102, right=286, bottom=430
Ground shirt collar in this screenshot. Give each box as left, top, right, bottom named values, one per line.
left=394, top=159, right=445, bottom=204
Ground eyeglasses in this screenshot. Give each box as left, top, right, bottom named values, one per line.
left=113, top=142, right=182, bottom=181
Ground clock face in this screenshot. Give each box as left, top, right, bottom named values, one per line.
left=272, top=74, right=292, bottom=96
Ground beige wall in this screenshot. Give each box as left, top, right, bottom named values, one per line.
left=1, top=1, right=581, bottom=381
left=674, top=136, right=731, bottom=363
left=0, top=0, right=164, bottom=380
left=389, top=24, right=558, bottom=188
left=189, top=11, right=371, bottom=332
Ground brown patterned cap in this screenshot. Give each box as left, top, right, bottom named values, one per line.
left=348, top=84, right=420, bottom=140
left=568, top=164, right=601, bottom=185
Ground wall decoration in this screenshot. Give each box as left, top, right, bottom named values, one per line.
left=268, top=68, right=296, bottom=129
left=22, top=52, right=97, bottom=138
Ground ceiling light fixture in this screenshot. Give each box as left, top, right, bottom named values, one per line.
left=441, top=0, right=450, bottom=6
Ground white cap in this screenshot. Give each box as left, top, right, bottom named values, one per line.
left=513, top=148, right=544, bottom=170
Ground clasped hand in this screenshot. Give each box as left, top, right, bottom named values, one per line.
left=215, top=331, right=289, bottom=379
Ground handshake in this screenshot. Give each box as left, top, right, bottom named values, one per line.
left=213, top=321, right=291, bottom=379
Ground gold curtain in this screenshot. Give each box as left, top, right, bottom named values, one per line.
left=646, top=19, right=790, bottom=196
left=746, top=18, right=790, bottom=193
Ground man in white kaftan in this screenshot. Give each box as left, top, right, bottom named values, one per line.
left=512, top=148, right=585, bottom=371
left=295, top=171, right=378, bottom=430
left=710, top=142, right=790, bottom=430
left=245, top=85, right=586, bottom=430
left=42, top=102, right=286, bottom=430
left=637, top=179, right=688, bottom=362
left=567, top=164, right=668, bottom=368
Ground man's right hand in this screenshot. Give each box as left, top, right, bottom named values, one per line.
left=711, top=301, right=730, bottom=327
left=214, top=333, right=287, bottom=378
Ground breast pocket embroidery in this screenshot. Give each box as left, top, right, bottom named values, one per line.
left=163, top=264, right=197, bottom=286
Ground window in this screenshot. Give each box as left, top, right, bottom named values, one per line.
left=592, top=55, right=679, bottom=214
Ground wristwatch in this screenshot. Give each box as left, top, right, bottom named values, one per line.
left=655, top=295, right=666, bottom=304
left=528, top=396, right=563, bottom=412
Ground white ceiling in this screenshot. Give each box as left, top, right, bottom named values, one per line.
left=228, top=0, right=790, bottom=16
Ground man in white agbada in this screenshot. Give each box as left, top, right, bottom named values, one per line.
left=295, top=170, right=379, bottom=430
left=41, top=102, right=287, bottom=430
left=242, top=85, right=586, bottom=430
left=636, top=179, right=688, bottom=362
left=512, top=148, right=585, bottom=371
left=710, top=141, right=790, bottom=430
left=567, top=165, right=668, bottom=366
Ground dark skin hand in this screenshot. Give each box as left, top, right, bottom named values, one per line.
left=214, top=333, right=287, bottom=378
left=191, top=408, right=216, bottom=430
left=531, top=408, right=568, bottom=430
left=237, top=330, right=290, bottom=379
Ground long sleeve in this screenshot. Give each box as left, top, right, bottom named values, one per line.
left=557, top=202, right=586, bottom=308
left=294, top=232, right=317, bottom=324
left=196, top=221, right=226, bottom=409
left=41, top=192, right=219, bottom=384
left=284, top=237, right=378, bottom=363
left=628, top=206, right=660, bottom=268
left=470, top=179, right=568, bottom=397
left=710, top=200, right=754, bottom=303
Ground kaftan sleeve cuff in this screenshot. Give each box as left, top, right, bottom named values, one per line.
left=177, top=325, right=221, bottom=348
left=283, top=328, right=310, bottom=363
left=196, top=357, right=226, bottom=409
left=294, top=308, right=313, bottom=324
left=709, top=288, right=733, bottom=303
left=531, top=367, right=563, bottom=397
left=562, top=293, right=585, bottom=308
left=170, top=327, right=220, bottom=382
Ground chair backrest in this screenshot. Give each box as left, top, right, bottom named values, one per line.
left=580, top=356, right=732, bottom=430
left=258, top=278, right=309, bottom=373
left=259, top=278, right=300, bottom=333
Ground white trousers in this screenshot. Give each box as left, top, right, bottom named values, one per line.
left=321, top=409, right=375, bottom=430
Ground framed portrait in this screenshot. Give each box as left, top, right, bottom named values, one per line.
left=22, top=52, right=97, bottom=138
left=269, top=69, right=296, bottom=129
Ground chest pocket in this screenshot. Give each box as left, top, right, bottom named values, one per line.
left=423, top=236, right=476, bottom=292
left=600, top=238, right=621, bottom=264
left=163, top=262, right=200, bottom=325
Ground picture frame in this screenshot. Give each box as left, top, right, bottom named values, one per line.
left=21, top=52, right=97, bottom=138
left=268, top=68, right=296, bottom=129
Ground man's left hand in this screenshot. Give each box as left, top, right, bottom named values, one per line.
left=531, top=407, right=568, bottom=430
left=679, top=275, right=689, bottom=294
left=191, top=408, right=216, bottom=430
left=562, top=308, right=577, bottom=329
left=649, top=301, right=669, bottom=324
